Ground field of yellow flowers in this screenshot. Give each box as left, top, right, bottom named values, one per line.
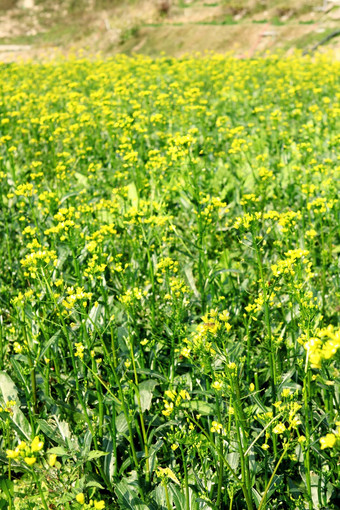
left=0, top=53, right=339, bottom=509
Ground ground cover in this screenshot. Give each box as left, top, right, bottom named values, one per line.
left=0, top=53, right=339, bottom=509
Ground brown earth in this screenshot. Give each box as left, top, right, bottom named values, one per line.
left=0, top=0, right=339, bottom=61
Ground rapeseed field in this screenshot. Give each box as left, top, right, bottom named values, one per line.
left=0, top=53, right=339, bottom=509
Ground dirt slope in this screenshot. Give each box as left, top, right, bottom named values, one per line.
left=0, top=0, right=340, bottom=60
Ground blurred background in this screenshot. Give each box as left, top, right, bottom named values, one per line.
left=0, top=0, right=339, bottom=60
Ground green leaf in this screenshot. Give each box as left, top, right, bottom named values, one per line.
left=87, top=450, right=109, bottom=461
left=0, top=479, right=14, bottom=498
left=135, top=369, right=168, bottom=382
left=251, top=488, right=261, bottom=506
left=37, top=419, right=66, bottom=446
left=152, top=484, right=167, bottom=508
left=136, top=379, right=158, bottom=412
left=148, top=440, right=164, bottom=474
left=102, top=438, right=116, bottom=483
left=47, top=447, right=69, bottom=456
left=184, top=265, right=200, bottom=298
left=181, top=400, right=215, bottom=415
left=116, top=412, right=129, bottom=436
left=0, top=372, right=31, bottom=440
left=226, top=447, right=240, bottom=471
left=38, top=331, right=60, bottom=361
left=87, top=303, right=104, bottom=330
left=127, top=181, right=139, bottom=208
left=10, top=358, right=31, bottom=395
left=86, top=480, right=105, bottom=489
left=115, top=479, right=150, bottom=510
left=168, top=484, right=185, bottom=510
left=74, top=171, right=89, bottom=189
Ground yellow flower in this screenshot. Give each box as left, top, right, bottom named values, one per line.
left=211, top=421, right=224, bottom=434
left=48, top=454, right=57, bottom=467
left=249, top=383, right=255, bottom=392
left=273, top=423, right=286, bottom=434
left=164, top=390, right=177, bottom=401
left=94, top=500, right=105, bottom=509
left=179, top=389, right=190, bottom=400
left=320, top=433, right=336, bottom=450
left=6, top=448, right=20, bottom=459
left=180, top=346, right=191, bottom=358
left=30, top=436, right=44, bottom=452
left=162, top=401, right=174, bottom=416
left=212, top=381, right=223, bottom=391
left=261, top=443, right=269, bottom=450
left=76, top=493, right=85, bottom=505
left=24, top=456, right=37, bottom=466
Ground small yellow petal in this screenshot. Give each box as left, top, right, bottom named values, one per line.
left=48, top=454, right=57, bottom=467
left=24, top=456, right=37, bottom=466
left=76, top=493, right=85, bottom=505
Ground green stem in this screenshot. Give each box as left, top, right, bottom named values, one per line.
left=254, top=235, right=277, bottom=456
left=320, top=223, right=326, bottom=314
left=40, top=271, right=111, bottom=488
left=303, top=366, right=313, bottom=510
left=163, top=482, right=172, bottom=510
left=130, top=333, right=150, bottom=482
left=180, top=446, right=190, bottom=510
left=21, top=319, right=38, bottom=416
left=185, top=411, right=254, bottom=508
left=32, top=470, right=49, bottom=510
left=92, top=358, right=104, bottom=439
left=258, top=442, right=290, bottom=510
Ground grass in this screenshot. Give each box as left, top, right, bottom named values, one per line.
left=0, top=53, right=339, bottom=510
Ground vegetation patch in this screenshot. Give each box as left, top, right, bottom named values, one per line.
left=0, top=53, right=339, bottom=509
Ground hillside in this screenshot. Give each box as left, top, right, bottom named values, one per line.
left=0, top=1, right=340, bottom=61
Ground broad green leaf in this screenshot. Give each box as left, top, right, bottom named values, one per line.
left=103, top=438, right=116, bottom=483
left=75, top=171, right=89, bottom=188
left=152, top=484, right=167, bottom=508
left=136, top=379, right=158, bottom=412
left=127, top=181, right=139, bottom=208
left=115, top=479, right=150, bottom=510
left=37, top=419, right=66, bottom=446
left=116, top=412, right=129, bottom=436
left=168, top=484, right=185, bottom=510
left=0, top=479, right=14, bottom=498
left=181, top=400, right=215, bottom=415
left=87, top=303, right=104, bottom=330
left=0, top=372, right=31, bottom=440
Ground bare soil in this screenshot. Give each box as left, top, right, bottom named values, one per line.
left=0, top=0, right=339, bottom=61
